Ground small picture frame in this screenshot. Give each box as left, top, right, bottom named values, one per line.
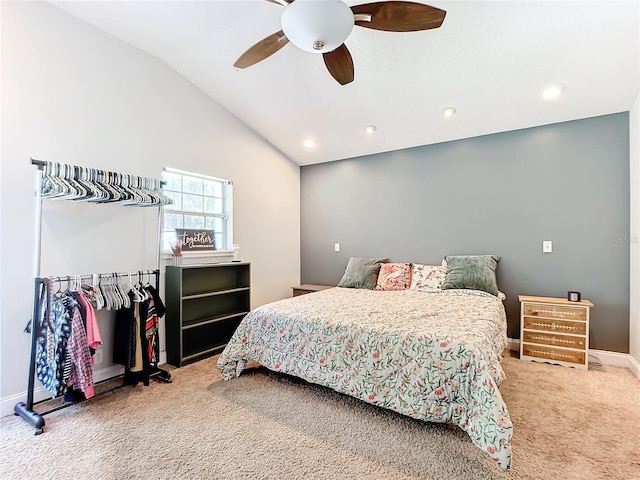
left=567, top=291, right=581, bottom=302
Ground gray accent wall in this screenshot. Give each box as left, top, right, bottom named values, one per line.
left=301, top=113, right=630, bottom=353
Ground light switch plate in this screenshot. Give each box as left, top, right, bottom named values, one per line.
left=543, top=240, right=553, bottom=253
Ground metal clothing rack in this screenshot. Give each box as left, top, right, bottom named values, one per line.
left=14, top=159, right=172, bottom=435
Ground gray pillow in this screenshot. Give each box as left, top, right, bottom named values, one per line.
left=337, top=257, right=388, bottom=289
left=441, top=255, right=500, bottom=296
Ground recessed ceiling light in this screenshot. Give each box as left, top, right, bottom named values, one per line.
left=303, top=138, right=318, bottom=149
left=442, top=107, right=456, bottom=117
left=542, top=83, right=565, bottom=100
left=364, top=125, right=377, bottom=134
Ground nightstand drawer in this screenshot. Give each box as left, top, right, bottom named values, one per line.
left=522, top=343, right=586, bottom=365
left=523, top=303, right=587, bottom=321
left=523, top=316, right=587, bottom=336
left=522, top=330, right=587, bottom=350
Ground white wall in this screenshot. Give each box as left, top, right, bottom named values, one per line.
left=630, top=93, right=639, bottom=367
left=0, top=1, right=300, bottom=414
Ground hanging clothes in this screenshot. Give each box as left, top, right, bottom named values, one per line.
left=114, top=290, right=151, bottom=386
left=35, top=279, right=72, bottom=397
left=34, top=279, right=95, bottom=399
left=113, top=291, right=137, bottom=369
left=63, top=295, right=95, bottom=399
left=144, top=284, right=165, bottom=364
left=113, top=283, right=166, bottom=386
left=72, top=290, right=102, bottom=355
left=130, top=296, right=145, bottom=374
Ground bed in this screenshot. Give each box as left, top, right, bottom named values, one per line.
left=218, top=284, right=513, bottom=469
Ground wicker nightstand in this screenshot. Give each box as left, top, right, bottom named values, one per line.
left=292, top=284, right=333, bottom=297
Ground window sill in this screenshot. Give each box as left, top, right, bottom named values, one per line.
left=161, top=250, right=235, bottom=262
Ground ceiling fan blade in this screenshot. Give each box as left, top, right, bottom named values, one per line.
left=264, top=0, right=291, bottom=6
left=234, top=30, right=289, bottom=69
left=323, top=44, right=354, bottom=85
left=351, top=1, right=446, bottom=32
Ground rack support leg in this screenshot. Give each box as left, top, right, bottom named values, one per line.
left=14, top=402, right=45, bottom=435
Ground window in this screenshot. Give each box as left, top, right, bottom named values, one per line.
left=161, top=168, right=233, bottom=253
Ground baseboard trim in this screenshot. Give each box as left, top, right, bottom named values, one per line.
left=623, top=352, right=640, bottom=379
left=1, top=351, right=167, bottom=419
left=508, top=338, right=640, bottom=380
left=507, top=338, right=520, bottom=352
left=1, top=364, right=125, bottom=418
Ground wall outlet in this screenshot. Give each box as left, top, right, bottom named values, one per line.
left=95, top=348, right=104, bottom=364
left=334, top=243, right=340, bottom=252
left=543, top=240, right=553, bottom=253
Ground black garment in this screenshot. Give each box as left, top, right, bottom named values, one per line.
left=113, top=291, right=151, bottom=386
left=113, top=291, right=136, bottom=368
left=144, top=284, right=166, bottom=318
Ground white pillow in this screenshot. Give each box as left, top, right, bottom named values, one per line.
left=409, top=263, right=447, bottom=290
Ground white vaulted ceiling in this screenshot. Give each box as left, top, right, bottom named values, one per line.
left=50, top=0, right=639, bottom=166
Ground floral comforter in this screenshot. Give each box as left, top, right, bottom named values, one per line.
left=217, top=287, right=512, bottom=469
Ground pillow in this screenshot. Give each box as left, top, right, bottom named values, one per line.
left=441, top=255, right=500, bottom=296
left=375, top=263, right=412, bottom=291
left=337, top=257, right=388, bottom=289
left=409, top=263, right=447, bottom=290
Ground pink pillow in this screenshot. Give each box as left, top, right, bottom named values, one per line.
left=375, top=263, right=412, bottom=291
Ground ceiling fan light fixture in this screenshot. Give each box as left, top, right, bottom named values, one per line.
left=281, top=0, right=354, bottom=53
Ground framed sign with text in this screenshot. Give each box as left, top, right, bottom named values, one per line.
left=175, top=228, right=215, bottom=251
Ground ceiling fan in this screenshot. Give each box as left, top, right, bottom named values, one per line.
left=233, top=0, right=446, bottom=85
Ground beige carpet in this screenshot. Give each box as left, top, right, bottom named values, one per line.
left=1, top=353, right=639, bottom=480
